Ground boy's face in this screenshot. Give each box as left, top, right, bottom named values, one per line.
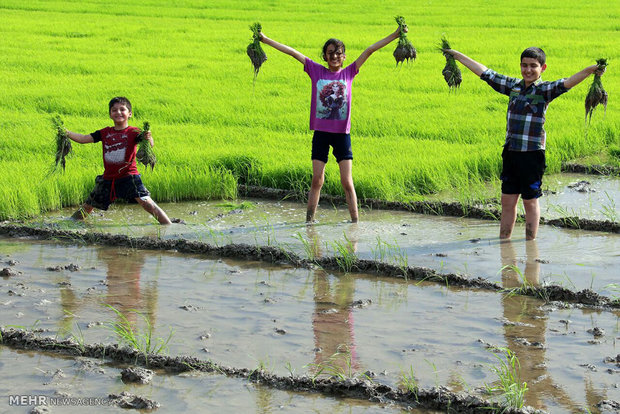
left=109, top=103, right=132, bottom=125
left=520, top=57, right=547, bottom=86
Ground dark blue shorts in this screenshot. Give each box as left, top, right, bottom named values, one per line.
left=311, top=130, right=353, bottom=163
left=85, top=174, right=150, bottom=211
left=500, top=148, right=546, bottom=200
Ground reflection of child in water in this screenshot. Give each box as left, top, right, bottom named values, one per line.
left=319, top=81, right=347, bottom=120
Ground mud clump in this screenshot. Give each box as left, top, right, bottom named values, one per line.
left=121, top=367, right=154, bottom=384
left=1, top=267, right=19, bottom=277
left=567, top=180, right=595, bottom=193
left=108, top=391, right=160, bottom=409
left=597, top=400, right=620, bottom=414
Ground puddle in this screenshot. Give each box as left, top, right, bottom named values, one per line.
left=1, top=239, right=618, bottom=413
left=30, top=194, right=620, bottom=295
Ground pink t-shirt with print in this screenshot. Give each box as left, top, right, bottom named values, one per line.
left=304, top=58, right=359, bottom=134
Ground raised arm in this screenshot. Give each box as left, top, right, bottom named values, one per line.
left=260, top=33, right=306, bottom=64
left=444, top=50, right=488, bottom=77
left=354, top=27, right=402, bottom=70
left=66, top=130, right=94, bottom=144
left=564, top=64, right=605, bottom=89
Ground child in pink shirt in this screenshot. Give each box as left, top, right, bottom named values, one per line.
left=261, top=24, right=405, bottom=223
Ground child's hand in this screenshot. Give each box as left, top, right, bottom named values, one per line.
left=145, top=131, right=154, bottom=146
left=594, top=65, right=606, bottom=77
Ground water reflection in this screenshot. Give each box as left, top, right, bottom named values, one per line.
left=58, top=247, right=158, bottom=330
left=308, top=223, right=360, bottom=375
left=500, top=240, right=577, bottom=411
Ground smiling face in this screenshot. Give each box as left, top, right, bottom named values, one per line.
left=521, top=57, right=547, bottom=87
left=109, top=102, right=132, bottom=129
left=324, top=44, right=346, bottom=72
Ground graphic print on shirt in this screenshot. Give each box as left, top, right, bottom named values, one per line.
left=103, top=131, right=129, bottom=166
left=316, top=79, right=348, bottom=120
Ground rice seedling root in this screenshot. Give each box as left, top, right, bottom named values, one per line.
left=393, top=16, right=416, bottom=65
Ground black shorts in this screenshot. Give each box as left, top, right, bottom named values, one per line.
left=500, top=148, right=546, bottom=200
left=85, top=174, right=150, bottom=211
left=311, top=130, right=353, bottom=163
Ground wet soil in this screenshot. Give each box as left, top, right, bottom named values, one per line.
left=562, top=163, right=620, bottom=176
left=1, top=237, right=618, bottom=413
left=0, top=328, right=544, bottom=414
left=1, top=224, right=617, bottom=309
left=239, top=184, right=619, bottom=233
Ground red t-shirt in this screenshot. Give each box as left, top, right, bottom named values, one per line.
left=91, top=126, right=140, bottom=179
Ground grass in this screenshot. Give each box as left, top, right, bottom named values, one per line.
left=485, top=347, right=528, bottom=410
left=306, top=345, right=354, bottom=382
left=399, top=365, right=419, bottom=399
left=331, top=233, right=357, bottom=273
left=105, top=304, right=174, bottom=365
left=0, top=0, right=618, bottom=220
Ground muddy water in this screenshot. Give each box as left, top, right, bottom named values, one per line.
left=540, top=173, right=620, bottom=221
left=1, top=238, right=618, bottom=413
left=39, top=193, right=619, bottom=295
left=0, top=347, right=412, bottom=413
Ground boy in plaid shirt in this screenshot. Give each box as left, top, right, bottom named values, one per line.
left=443, top=47, right=605, bottom=240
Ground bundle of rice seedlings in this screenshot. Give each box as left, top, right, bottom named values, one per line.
left=247, top=22, right=267, bottom=82
left=393, top=16, right=416, bottom=65
left=585, top=58, right=608, bottom=125
left=438, top=36, right=462, bottom=90
left=52, top=115, right=72, bottom=172
left=136, top=122, right=156, bottom=170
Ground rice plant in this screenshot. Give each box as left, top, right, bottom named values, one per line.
left=485, top=347, right=528, bottom=409
left=246, top=22, right=267, bottom=83
left=52, top=115, right=72, bottom=172
left=399, top=365, right=418, bottom=399
left=438, top=36, right=462, bottom=90
left=105, top=304, right=174, bottom=365
left=136, top=121, right=156, bottom=170
left=306, top=346, right=354, bottom=383
left=585, top=58, right=608, bottom=126
left=295, top=231, right=320, bottom=262
left=600, top=191, right=618, bottom=222
left=393, top=16, right=416, bottom=65
left=331, top=233, right=357, bottom=273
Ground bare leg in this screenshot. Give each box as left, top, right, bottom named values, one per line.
left=136, top=197, right=171, bottom=225
left=71, top=203, right=94, bottom=220
left=306, top=160, right=326, bottom=223
left=499, top=193, right=519, bottom=239
left=338, top=159, right=358, bottom=223
left=522, top=198, right=540, bottom=240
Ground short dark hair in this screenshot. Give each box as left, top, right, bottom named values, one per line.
left=108, top=96, right=132, bottom=113
left=520, top=47, right=546, bottom=66
left=322, top=38, right=346, bottom=62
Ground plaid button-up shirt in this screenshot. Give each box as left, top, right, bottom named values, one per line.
left=480, top=69, right=569, bottom=151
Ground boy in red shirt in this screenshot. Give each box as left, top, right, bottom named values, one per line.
left=66, top=97, right=171, bottom=224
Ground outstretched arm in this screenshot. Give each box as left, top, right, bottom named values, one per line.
left=354, top=27, right=402, bottom=71
left=260, top=34, right=306, bottom=64
left=66, top=130, right=94, bottom=144
left=564, top=64, right=605, bottom=89
left=444, top=50, right=488, bottom=77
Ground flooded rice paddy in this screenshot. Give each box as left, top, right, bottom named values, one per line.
left=1, top=172, right=618, bottom=413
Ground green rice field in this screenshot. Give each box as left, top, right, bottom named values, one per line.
left=0, top=0, right=618, bottom=220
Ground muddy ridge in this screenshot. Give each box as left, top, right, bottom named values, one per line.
left=1, top=224, right=618, bottom=310
left=0, top=328, right=545, bottom=414
left=238, top=186, right=619, bottom=233
left=562, top=162, right=620, bottom=176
